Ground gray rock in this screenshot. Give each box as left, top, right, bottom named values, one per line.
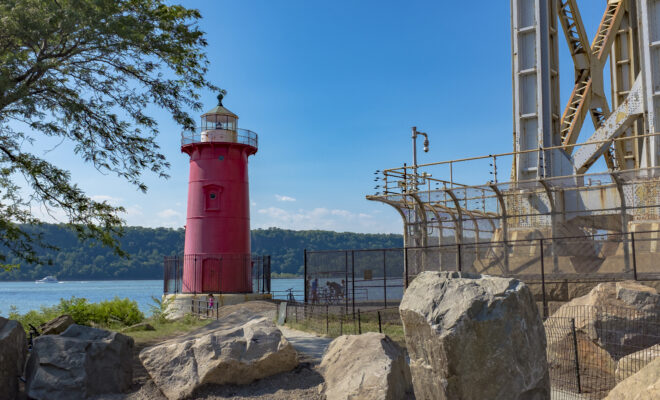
left=552, top=281, right=660, bottom=358
left=139, top=311, right=298, bottom=400
left=39, top=314, right=74, bottom=335
left=615, top=344, right=660, bottom=382
left=399, top=271, right=550, bottom=400
left=278, top=301, right=287, bottom=325
left=616, top=281, right=660, bottom=310
left=320, top=332, right=412, bottom=400
left=25, top=324, right=134, bottom=399
left=0, top=317, right=27, bottom=400
left=605, top=356, right=660, bottom=400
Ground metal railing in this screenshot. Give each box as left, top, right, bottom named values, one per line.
left=181, top=127, right=258, bottom=148
left=163, top=253, right=270, bottom=295
left=375, top=132, right=660, bottom=192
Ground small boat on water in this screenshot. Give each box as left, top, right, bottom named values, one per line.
left=35, top=276, right=58, bottom=283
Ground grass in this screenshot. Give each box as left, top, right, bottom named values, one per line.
left=125, top=314, right=212, bottom=345
left=7, top=295, right=210, bottom=346
left=284, top=309, right=406, bottom=347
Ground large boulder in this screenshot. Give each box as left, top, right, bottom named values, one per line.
left=615, top=344, right=660, bottom=382
left=0, top=317, right=27, bottom=400
left=604, top=356, right=660, bottom=400
left=25, top=324, right=134, bottom=399
left=39, top=314, right=74, bottom=335
left=139, top=311, right=298, bottom=400
left=320, top=333, right=412, bottom=400
left=399, top=271, right=550, bottom=400
left=552, top=281, right=660, bottom=358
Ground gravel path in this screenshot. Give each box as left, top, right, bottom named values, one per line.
left=279, top=325, right=333, bottom=364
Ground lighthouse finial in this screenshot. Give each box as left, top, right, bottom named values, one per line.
left=217, top=89, right=227, bottom=106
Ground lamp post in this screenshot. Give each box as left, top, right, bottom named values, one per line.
left=411, top=126, right=429, bottom=191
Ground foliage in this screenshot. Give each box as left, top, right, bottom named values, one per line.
left=0, top=0, right=217, bottom=268
left=59, top=296, right=144, bottom=326
left=148, top=295, right=175, bottom=324
left=9, top=296, right=144, bottom=331
left=8, top=304, right=60, bottom=332
left=0, top=224, right=402, bottom=280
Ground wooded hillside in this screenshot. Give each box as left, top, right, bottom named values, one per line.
left=0, top=224, right=402, bottom=280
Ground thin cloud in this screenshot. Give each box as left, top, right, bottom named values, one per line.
left=157, top=209, right=182, bottom=219
left=275, top=194, right=296, bottom=202
left=253, top=206, right=398, bottom=233
left=91, top=195, right=122, bottom=205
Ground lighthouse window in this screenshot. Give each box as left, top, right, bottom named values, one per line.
left=204, top=185, right=222, bottom=211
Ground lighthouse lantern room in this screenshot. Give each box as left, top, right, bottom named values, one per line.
left=180, top=92, right=258, bottom=293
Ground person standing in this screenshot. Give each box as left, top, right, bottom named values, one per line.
left=207, top=294, right=215, bottom=317
left=311, top=278, right=319, bottom=304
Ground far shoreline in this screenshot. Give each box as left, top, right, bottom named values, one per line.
left=0, top=276, right=304, bottom=283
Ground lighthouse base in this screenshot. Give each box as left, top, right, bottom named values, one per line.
left=163, top=293, right=273, bottom=320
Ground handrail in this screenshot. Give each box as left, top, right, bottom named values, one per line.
left=181, top=127, right=258, bottom=148
left=385, top=132, right=660, bottom=173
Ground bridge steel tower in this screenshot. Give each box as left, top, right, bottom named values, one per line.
left=512, top=0, right=660, bottom=177
left=367, top=0, right=660, bottom=279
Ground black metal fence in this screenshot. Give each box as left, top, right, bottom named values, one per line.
left=304, top=248, right=405, bottom=315
left=280, top=302, right=660, bottom=399
left=252, top=255, right=271, bottom=294
left=163, top=255, right=182, bottom=294
left=546, top=305, right=660, bottom=399
left=283, top=302, right=403, bottom=339
left=163, top=253, right=271, bottom=294
left=304, top=230, right=660, bottom=319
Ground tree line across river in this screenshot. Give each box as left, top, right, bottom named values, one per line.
left=0, top=224, right=402, bottom=281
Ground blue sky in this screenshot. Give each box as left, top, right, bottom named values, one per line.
left=31, top=1, right=611, bottom=233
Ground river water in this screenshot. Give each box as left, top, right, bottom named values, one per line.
left=0, top=276, right=403, bottom=316
left=0, top=279, right=305, bottom=316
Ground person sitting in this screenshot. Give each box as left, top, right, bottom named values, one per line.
left=327, top=281, right=343, bottom=302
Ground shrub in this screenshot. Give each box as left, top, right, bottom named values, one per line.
left=8, top=304, right=60, bottom=332
left=148, top=295, right=175, bottom=324
left=58, top=297, right=93, bottom=325
left=94, top=297, right=144, bottom=326
left=9, top=296, right=145, bottom=332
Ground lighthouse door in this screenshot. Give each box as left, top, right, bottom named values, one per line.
left=201, top=257, right=221, bottom=293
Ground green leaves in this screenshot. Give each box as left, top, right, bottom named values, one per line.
left=0, top=0, right=217, bottom=266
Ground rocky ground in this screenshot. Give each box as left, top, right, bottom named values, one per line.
left=95, top=301, right=327, bottom=400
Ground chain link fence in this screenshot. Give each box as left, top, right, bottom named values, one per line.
left=304, top=248, right=404, bottom=315
left=305, top=230, right=660, bottom=319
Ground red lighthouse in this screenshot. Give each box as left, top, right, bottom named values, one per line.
left=181, top=93, right=258, bottom=293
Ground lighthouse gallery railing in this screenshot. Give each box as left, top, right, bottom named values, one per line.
left=181, top=128, right=258, bottom=148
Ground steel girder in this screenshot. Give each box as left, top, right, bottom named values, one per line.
left=512, top=0, right=660, bottom=178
